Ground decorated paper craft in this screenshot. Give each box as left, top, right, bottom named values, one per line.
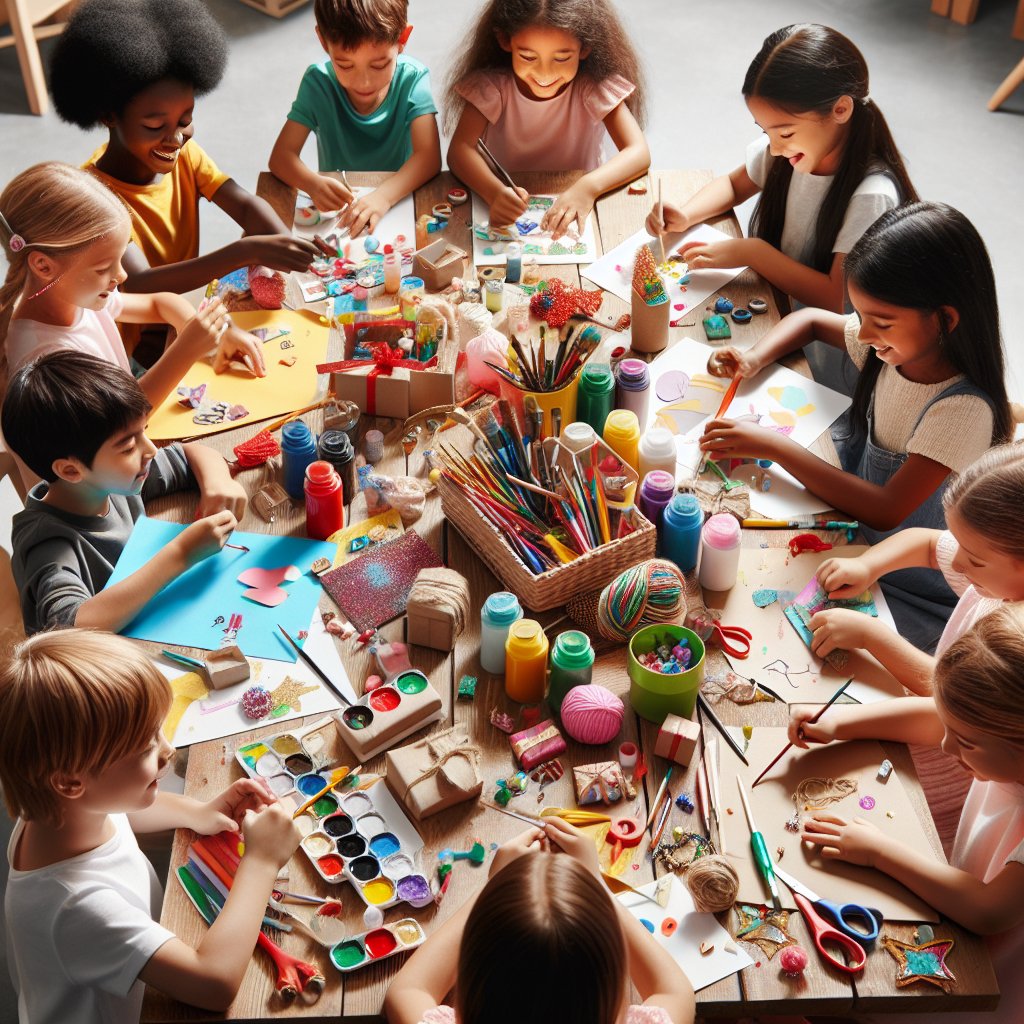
left=106, top=518, right=334, bottom=660
left=327, top=508, right=405, bottom=568
left=147, top=309, right=330, bottom=441
left=881, top=935, right=957, bottom=991
left=783, top=577, right=878, bottom=669
left=237, top=565, right=302, bottom=607
left=722, top=729, right=940, bottom=922
left=471, top=193, right=599, bottom=266
left=293, top=183, right=416, bottom=253
left=733, top=903, right=797, bottom=958
left=618, top=874, right=754, bottom=991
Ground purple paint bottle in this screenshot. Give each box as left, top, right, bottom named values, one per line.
left=638, top=470, right=676, bottom=551
left=615, top=358, right=650, bottom=428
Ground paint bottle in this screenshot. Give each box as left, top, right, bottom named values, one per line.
left=484, top=279, right=504, bottom=313
left=576, top=363, right=615, bottom=436
left=662, top=492, right=703, bottom=573
left=698, top=512, right=742, bottom=591
left=399, top=276, right=425, bottom=320
left=603, top=409, right=641, bottom=473
left=615, top=358, right=650, bottom=428
left=638, top=470, right=676, bottom=539
left=317, top=429, right=356, bottom=505
left=281, top=418, right=319, bottom=499
left=505, top=241, right=522, bottom=284
left=505, top=619, right=549, bottom=703
left=383, top=248, right=401, bottom=294
left=639, top=426, right=678, bottom=481
left=547, top=630, right=595, bottom=714
left=480, top=591, right=523, bottom=675
left=304, top=460, right=344, bottom=540
left=560, top=421, right=597, bottom=456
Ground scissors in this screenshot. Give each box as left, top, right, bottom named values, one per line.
left=686, top=610, right=753, bottom=659
left=774, top=865, right=884, bottom=975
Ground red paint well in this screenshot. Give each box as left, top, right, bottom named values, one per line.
left=318, top=854, right=345, bottom=876
left=369, top=688, right=401, bottom=712
left=364, top=928, right=398, bottom=958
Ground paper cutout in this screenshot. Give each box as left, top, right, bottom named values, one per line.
left=734, top=903, right=797, bottom=959
left=471, top=193, right=598, bottom=266
left=882, top=935, right=957, bottom=991
left=146, top=309, right=330, bottom=441
left=293, top=183, right=416, bottom=253
left=237, top=565, right=302, bottom=606
left=783, top=577, right=878, bottom=668
left=106, top=518, right=334, bottom=660
left=164, top=673, right=210, bottom=742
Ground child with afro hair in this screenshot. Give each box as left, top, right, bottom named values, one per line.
left=50, top=0, right=319, bottom=296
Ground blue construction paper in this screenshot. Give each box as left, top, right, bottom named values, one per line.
left=105, top=517, right=335, bottom=660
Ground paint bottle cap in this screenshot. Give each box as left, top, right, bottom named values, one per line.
left=666, top=492, right=703, bottom=524
left=703, top=512, right=740, bottom=550
left=305, top=460, right=339, bottom=485
left=579, top=363, right=615, bottom=394
left=561, top=421, right=597, bottom=452
left=603, top=409, right=640, bottom=442
left=483, top=591, right=522, bottom=627
left=281, top=418, right=313, bottom=447
left=506, top=618, right=547, bottom=658
left=551, top=630, right=594, bottom=670
left=616, top=358, right=650, bottom=390
left=641, top=470, right=676, bottom=502
left=639, top=426, right=676, bottom=460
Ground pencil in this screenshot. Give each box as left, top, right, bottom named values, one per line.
left=697, top=694, right=749, bottom=765
left=644, top=766, right=673, bottom=832
left=276, top=625, right=353, bottom=707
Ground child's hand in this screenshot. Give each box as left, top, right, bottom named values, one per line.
left=645, top=200, right=688, bottom=237
left=544, top=817, right=601, bottom=877
left=489, top=827, right=544, bottom=878
left=307, top=174, right=354, bottom=214
left=541, top=182, right=594, bottom=239
left=699, top=417, right=779, bottom=461
left=240, top=234, right=319, bottom=273
left=173, top=510, right=237, bottom=567
left=178, top=297, right=230, bottom=359
left=801, top=813, right=881, bottom=868
left=213, top=325, right=267, bottom=377
left=707, top=346, right=760, bottom=379
left=787, top=706, right=839, bottom=748
left=810, top=608, right=875, bottom=659
left=679, top=237, right=754, bottom=271
left=340, top=188, right=392, bottom=238
left=196, top=475, right=248, bottom=520
left=816, top=556, right=873, bottom=599
left=489, top=185, right=530, bottom=229
left=240, top=801, right=300, bottom=870
left=193, top=778, right=275, bottom=835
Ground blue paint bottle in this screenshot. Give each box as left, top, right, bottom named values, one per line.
left=281, top=419, right=318, bottom=499
left=661, top=492, right=703, bottom=573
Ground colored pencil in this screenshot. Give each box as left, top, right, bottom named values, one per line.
left=161, top=649, right=205, bottom=670
left=697, top=694, right=750, bottom=765
left=276, top=625, right=353, bottom=707
left=644, top=766, right=673, bottom=832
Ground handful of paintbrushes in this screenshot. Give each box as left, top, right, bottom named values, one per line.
left=428, top=400, right=645, bottom=575
left=485, top=319, right=602, bottom=395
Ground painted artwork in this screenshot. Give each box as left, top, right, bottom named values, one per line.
left=293, top=182, right=416, bottom=250
left=471, top=193, right=599, bottom=266
left=783, top=576, right=878, bottom=657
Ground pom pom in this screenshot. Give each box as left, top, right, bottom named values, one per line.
left=466, top=328, right=510, bottom=394
left=685, top=854, right=739, bottom=913
left=559, top=685, right=625, bottom=744
left=779, top=944, right=809, bottom=977
left=248, top=265, right=286, bottom=309
left=241, top=686, right=274, bottom=720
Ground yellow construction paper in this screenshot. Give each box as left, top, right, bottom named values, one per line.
left=327, top=508, right=405, bottom=567
left=146, top=309, right=330, bottom=441
left=163, top=672, right=210, bottom=743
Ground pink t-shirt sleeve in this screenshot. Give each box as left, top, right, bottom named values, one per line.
left=581, top=74, right=635, bottom=122
left=417, top=1007, right=456, bottom=1024
left=935, top=530, right=970, bottom=598
left=455, top=72, right=506, bottom=124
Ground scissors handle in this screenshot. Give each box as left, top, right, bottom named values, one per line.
left=818, top=900, right=883, bottom=944
left=793, top=893, right=867, bottom=974
left=713, top=622, right=752, bottom=660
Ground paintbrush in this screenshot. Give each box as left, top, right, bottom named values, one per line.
left=476, top=136, right=517, bottom=190
left=276, top=625, right=353, bottom=707
left=656, top=178, right=666, bottom=266
left=751, top=677, right=854, bottom=787
left=644, top=766, right=673, bottom=832
left=292, top=764, right=362, bottom=818
left=649, top=788, right=674, bottom=850
left=692, top=371, right=744, bottom=480
left=702, top=735, right=726, bottom=855
left=697, top=693, right=750, bottom=765
left=162, top=649, right=205, bottom=671
left=602, top=872, right=666, bottom=907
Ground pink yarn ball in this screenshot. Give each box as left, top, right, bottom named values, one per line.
left=559, top=685, right=625, bottom=745
left=779, top=945, right=809, bottom=977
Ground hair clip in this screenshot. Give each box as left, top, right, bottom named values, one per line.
left=0, top=210, right=26, bottom=252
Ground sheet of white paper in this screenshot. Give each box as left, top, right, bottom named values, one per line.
left=582, top=226, right=746, bottom=318
left=471, top=193, right=599, bottom=266
left=294, top=183, right=416, bottom=250
left=618, top=874, right=753, bottom=991
left=155, top=611, right=357, bottom=747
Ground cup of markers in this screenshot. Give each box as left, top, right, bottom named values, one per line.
left=627, top=624, right=705, bottom=723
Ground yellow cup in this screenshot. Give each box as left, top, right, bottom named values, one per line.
left=499, top=374, right=580, bottom=439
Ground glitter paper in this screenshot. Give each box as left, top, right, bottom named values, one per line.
left=269, top=677, right=320, bottom=714
left=882, top=935, right=957, bottom=991
left=318, top=531, right=442, bottom=631
left=734, top=904, right=797, bottom=959
left=752, top=587, right=778, bottom=608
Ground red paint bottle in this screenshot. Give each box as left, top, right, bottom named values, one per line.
left=305, top=460, right=344, bottom=539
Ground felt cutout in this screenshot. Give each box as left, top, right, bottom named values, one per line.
left=733, top=903, right=796, bottom=959
left=881, top=935, right=957, bottom=991
left=237, top=565, right=302, bottom=607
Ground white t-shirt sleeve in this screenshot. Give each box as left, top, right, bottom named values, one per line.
left=843, top=312, right=871, bottom=370
left=934, top=530, right=971, bottom=598
left=833, top=172, right=900, bottom=254
left=744, top=135, right=770, bottom=188
left=908, top=395, right=994, bottom=474
left=55, top=886, right=175, bottom=997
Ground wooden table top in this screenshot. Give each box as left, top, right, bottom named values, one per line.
left=140, top=171, right=998, bottom=1021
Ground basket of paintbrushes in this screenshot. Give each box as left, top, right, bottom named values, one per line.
left=431, top=399, right=656, bottom=611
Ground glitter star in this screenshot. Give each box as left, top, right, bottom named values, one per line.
left=881, top=936, right=957, bottom=992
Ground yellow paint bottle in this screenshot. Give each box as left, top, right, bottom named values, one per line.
left=505, top=619, right=549, bottom=704
left=603, top=409, right=641, bottom=473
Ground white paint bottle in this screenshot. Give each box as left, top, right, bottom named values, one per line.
left=698, top=513, right=741, bottom=592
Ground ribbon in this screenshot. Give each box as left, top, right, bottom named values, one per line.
left=574, top=762, right=623, bottom=804
left=318, top=344, right=437, bottom=416
left=402, top=730, right=481, bottom=798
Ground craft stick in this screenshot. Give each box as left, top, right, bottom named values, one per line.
left=292, top=764, right=361, bottom=819
left=161, top=649, right=205, bottom=670
left=476, top=136, right=517, bottom=190
left=644, top=766, right=673, bottom=832
left=751, top=677, right=854, bottom=787
left=276, top=626, right=354, bottom=707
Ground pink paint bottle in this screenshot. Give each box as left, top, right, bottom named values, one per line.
left=305, top=460, right=344, bottom=540
left=698, top=513, right=741, bottom=592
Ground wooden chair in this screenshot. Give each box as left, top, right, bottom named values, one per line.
left=1, top=0, right=76, bottom=116
left=989, top=54, right=1024, bottom=110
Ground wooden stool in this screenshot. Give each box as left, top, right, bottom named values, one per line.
left=1, top=0, right=76, bottom=116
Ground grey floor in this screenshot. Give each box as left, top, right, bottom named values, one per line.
left=1, top=0, right=1022, bottom=1016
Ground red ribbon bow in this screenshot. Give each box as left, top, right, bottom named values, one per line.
left=318, top=344, right=436, bottom=415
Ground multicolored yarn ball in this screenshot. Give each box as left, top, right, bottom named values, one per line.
left=595, top=559, right=687, bottom=642
left=685, top=854, right=739, bottom=913
left=559, top=685, right=625, bottom=745
left=241, top=686, right=274, bottom=720
left=779, top=944, right=809, bottom=977
left=248, top=265, right=286, bottom=309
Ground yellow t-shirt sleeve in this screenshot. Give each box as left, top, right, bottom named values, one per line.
left=186, top=142, right=231, bottom=201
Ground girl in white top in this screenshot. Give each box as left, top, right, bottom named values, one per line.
left=384, top=817, right=695, bottom=1024
left=791, top=603, right=1024, bottom=1024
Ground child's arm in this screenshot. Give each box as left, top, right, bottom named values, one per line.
left=180, top=441, right=248, bottom=520
left=447, top=104, right=530, bottom=227
left=129, top=779, right=276, bottom=835
left=802, top=815, right=1024, bottom=936
left=542, top=103, right=650, bottom=239
left=268, top=119, right=356, bottom=213
left=645, top=164, right=760, bottom=237
left=788, top=696, right=946, bottom=749
left=138, top=802, right=300, bottom=1012
left=339, top=114, right=442, bottom=238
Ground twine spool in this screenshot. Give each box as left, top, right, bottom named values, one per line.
left=566, top=559, right=687, bottom=643
left=685, top=854, right=739, bottom=913
left=364, top=429, right=384, bottom=464
left=559, top=685, right=625, bottom=744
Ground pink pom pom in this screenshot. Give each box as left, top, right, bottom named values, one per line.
left=779, top=945, right=809, bottom=977
left=248, top=265, right=286, bottom=309
left=241, top=686, right=274, bottom=720
left=559, top=685, right=625, bottom=745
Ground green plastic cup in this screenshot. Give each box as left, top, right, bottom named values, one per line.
left=627, top=624, right=705, bottom=723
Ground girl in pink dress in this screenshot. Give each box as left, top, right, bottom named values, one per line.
left=444, top=0, right=650, bottom=237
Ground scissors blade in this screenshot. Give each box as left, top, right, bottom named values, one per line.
left=773, top=864, right=822, bottom=903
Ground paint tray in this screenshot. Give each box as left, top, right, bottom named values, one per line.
left=329, top=917, right=426, bottom=973
left=234, top=717, right=338, bottom=798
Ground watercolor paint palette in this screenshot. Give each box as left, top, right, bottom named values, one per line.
left=329, top=917, right=426, bottom=973
left=234, top=717, right=337, bottom=799
left=332, top=669, right=444, bottom=761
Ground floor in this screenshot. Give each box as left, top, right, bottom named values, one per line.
left=0, top=0, right=1022, bottom=1014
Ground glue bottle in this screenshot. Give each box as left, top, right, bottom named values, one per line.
left=638, top=426, right=678, bottom=480
left=661, top=492, right=703, bottom=573
left=317, top=429, right=356, bottom=505
left=304, top=460, right=344, bottom=539
left=505, top=241, right=523, bottom=284
left=548, top=630, right=595, bottom=714
left=480, top=591, right=523, bottom=675
left=281, top=419, right=319, bottom=499
left=638, top=470, right=676, bottom=540
left=383, top=247, right=401, bottom=293
left=698, top=512, right=741, bottom=592
left=603, top=409, right=641, bottom=473
left=504, top=619, right=549, bottom=703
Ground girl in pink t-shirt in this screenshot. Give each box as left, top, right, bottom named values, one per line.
left=790, top=604, right=1024, bottom=1024
left=445, top=0, right=650, bottom=237
left=384, top=818, right=695, bottom=1024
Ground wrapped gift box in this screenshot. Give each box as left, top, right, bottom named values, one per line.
left=573, top=761, right=625, bottom=805
left=654, top=714, right=700, bottom=766
left=406, top=567, right=469, bottom=652
left=509, top=719, right=566, bottom=771
left=384, top=727, right=482, bottom=820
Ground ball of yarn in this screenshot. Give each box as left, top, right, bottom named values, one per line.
left=241, top=686, right=274, bottom=720
left=559, top=685, right=625, bottom=744
left=594, top=559, right=687, bottom=642
left=248, top=265, right=286, bottom=309
left=685, top=854, right=739, bottom=913
left=779, top=944, right=809, bottom=977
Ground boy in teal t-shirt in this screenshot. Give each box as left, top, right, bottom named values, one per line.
left=269, top=0, right=441, bottom=238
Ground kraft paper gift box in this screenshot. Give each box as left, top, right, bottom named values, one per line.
left=412, top=238, right=468, bottom=292
left=654, top=714, right=700, bottom=766
left=406, top=567, right=468, bottom=652
left=573, top=761, right=626, bottom=805
left=509, top=719, right=566, bottom=771
left=384, top=727, right=482, bottom=820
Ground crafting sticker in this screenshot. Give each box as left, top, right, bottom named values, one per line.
left=881, top=935, right=957, bottom=991
left=237, top=565, right=302, bottom=607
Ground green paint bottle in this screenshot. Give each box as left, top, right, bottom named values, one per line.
left=548, top=630, right=595, bottom=714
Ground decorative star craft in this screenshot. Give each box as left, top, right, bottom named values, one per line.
left=881, top=935, right=957, bottom=992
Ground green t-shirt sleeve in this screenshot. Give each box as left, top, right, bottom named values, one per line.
left=288, top=64, right=323, bottom=132
left=405, top=63, right=437, bottom=125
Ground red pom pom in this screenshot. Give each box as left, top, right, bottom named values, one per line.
left=779, top=945, right=809, bottom=977
left=248, top=265, right=286, bottom=309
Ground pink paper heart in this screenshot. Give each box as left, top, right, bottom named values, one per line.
left=237, top=565, right=301, bottom=607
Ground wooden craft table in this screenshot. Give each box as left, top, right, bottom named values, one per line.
left=140, top=171, right=998, bottom=1020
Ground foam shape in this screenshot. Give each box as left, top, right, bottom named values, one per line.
left=237, top=565, right=302, bottom=606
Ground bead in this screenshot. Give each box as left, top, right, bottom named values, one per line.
left=714, top=297, right=734, bottom=314
left=731, top=308, right=752, bottom=324
left=748, top=297, right=768, bottom=314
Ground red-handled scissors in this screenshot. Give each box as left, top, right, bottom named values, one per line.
left=686, top=611, right=752, bottom=659
left=774, top=865, right=882, bottom=974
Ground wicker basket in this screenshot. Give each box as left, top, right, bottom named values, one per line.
left=438, top=475, right=657, bottom=611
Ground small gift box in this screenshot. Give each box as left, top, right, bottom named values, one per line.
left=384, top=727, right=483, bottom=820
left=573, top=761, right=625, bottom=805
left=654, top=714, right=700, bottom=767
left=509, top=719, right=566, bottom=771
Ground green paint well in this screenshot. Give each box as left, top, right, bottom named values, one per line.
left=331, top=941, right=365, bottom=969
